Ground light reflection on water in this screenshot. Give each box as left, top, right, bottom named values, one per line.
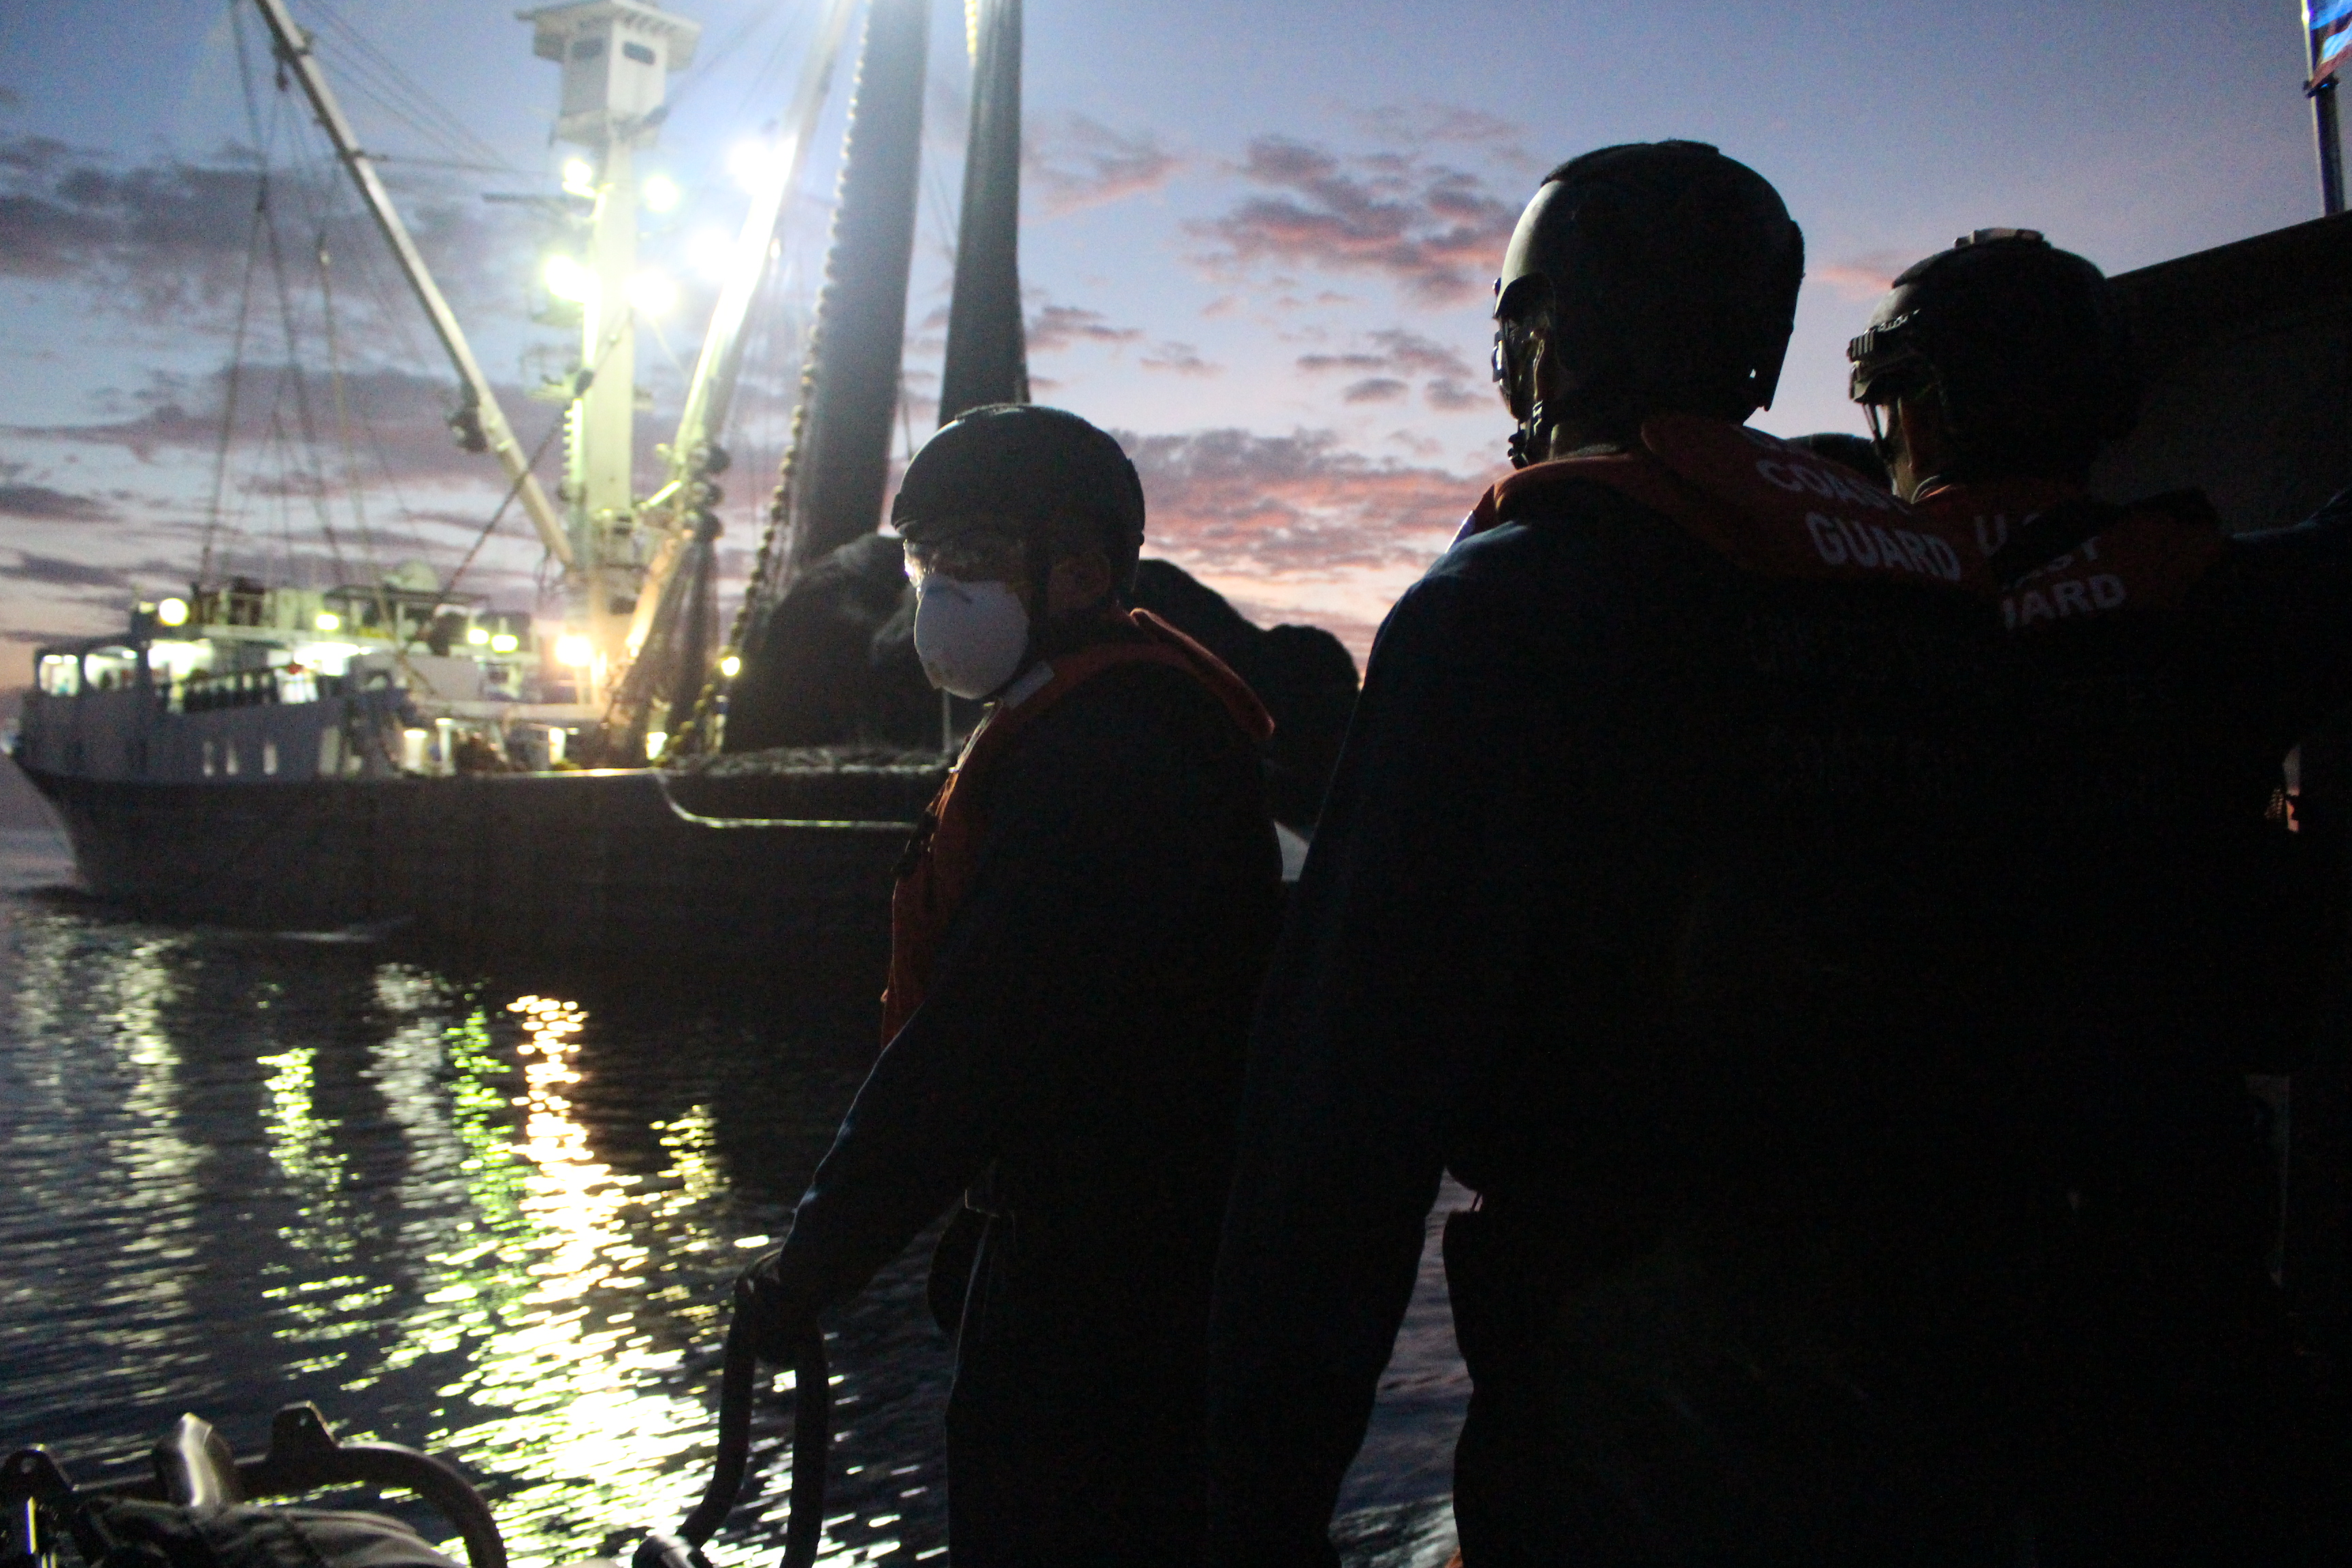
left=0, top=828, right=1461, bottom=1567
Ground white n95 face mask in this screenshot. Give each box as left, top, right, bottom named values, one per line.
left=913, top=576, right=1030, bottom=698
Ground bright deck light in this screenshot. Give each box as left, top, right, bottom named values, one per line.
left=156, top=596, right=190, bottom=627
left=644, top=730, right=667, bottom=760
left=685, top=227, right=734, bottom=284
left=491, top=632, right=520, bottom=653
left=555, top=634, right=594, bottom=668
left=641, top=174, right=680, bottom=212
left=629, top=270, right=679, bottom=316
left=543, top=254, right=596, bottom=304
left=467, top=626, right=491, bottom=646
left=314, top=610, right=340, bottom=631
left=718, top=653, right=741, bottom=679
left=561, top=158, right=597, bottom=198
left=727, top=140, right=783, bottom=194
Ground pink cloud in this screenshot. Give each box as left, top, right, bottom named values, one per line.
left=1190, top=135, right=1520, bottom=303
left=1026, top=115, right=1182, bottom=218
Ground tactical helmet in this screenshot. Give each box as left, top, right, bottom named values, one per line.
left=1846, top=229, right=2135, bottom=479
left=1492, top=140, right=1804, bottom=466
left=893, top=404, right=1146, bottom=589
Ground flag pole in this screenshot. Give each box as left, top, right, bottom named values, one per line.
left=2309, top=3, right=2347, bottom=214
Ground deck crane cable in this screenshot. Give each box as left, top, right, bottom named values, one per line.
left=306, top=0, right=523, bottom=178
left=289, top=131, right=388, bottom=586
left=305, top=146, right=432, bottom=565
left=205, top=182, right=270, bottom=591
left=256, top=141, right=350, bottom=588
left=392, top=408, right=572, bottom=659
left=206, top=0, right=287, bottom=587
left=316, top=222, right=387, bottom=585
left=395, top=319, right=629, bottom=654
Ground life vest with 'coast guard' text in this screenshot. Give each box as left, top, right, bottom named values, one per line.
left=1908, top=474, right=2228, bottom=633
left=1456, top=412, right=1997, bottom=598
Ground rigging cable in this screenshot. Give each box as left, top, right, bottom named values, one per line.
left=395, top=408, right=570, bottom=655
left=402, top=315, right=630, bottom=644
left=305, top=0, right=523, bottom=177
left=205, top=179, right=270, bottom=589
left=315, top=225, right=387, bottom=585
left=208, top=0, right=290, bottom=587
left=255, top=136, right=351, bottom=587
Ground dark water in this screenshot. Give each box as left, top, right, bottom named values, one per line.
left=0, top=828, right=1465, bottom=1568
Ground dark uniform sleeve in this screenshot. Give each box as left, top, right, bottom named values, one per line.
left=757, top=669, right=1252, bottom=1321
left=2202, top=499, right=2352, bottom=756
left=1205, top=521, right=1628, bottom=1567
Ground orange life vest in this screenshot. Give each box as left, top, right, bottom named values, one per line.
left=1908, top=475, right=2228, bottom=632
left=1458, top=412, right=1998, bottom=597
left=880, top=608, right=1275, bottom=1043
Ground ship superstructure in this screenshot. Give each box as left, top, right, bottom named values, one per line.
left=18, top=576, right=585, bottom=789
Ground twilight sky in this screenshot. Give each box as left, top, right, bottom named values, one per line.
left=0, top=0, right=2334, bottom=685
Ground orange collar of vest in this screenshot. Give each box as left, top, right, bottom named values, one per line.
left=1459, top=413, right=1998, bottom=598
left=880, top=608, right=1272, bottom=1043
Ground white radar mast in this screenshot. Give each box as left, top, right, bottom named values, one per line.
left=521, top=0, right=702, bottom=707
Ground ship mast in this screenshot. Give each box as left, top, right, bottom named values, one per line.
left=938, top=0, right=1029, bottom=423
left=523, top=1, right=702, bottom=709
left=711, top=0, right=1030, bottom=756
left=600, top=0, right=862, bottom=762
left=246, top=0, right=572, bottom=575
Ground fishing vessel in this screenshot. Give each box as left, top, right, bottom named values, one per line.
left=5, top=0, right=1060, bottom=964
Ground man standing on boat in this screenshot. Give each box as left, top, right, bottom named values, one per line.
left=741, top=404, right=1284, bottom=1567
left=1203, top=142, right=2097, bottom=1564
left=1850, top=231, right=2352, bottom=1558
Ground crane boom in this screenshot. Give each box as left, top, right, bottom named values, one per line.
left=246, top=0, right=574, bottom=570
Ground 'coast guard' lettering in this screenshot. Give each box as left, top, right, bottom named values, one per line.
left=1908, top=476, right=2227, bottom=632
left=1457, top=414, right=1996, bottom=598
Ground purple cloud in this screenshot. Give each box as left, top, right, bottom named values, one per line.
left=1027, top=115, right=1181, bottom=217
left=1191, top=135, right=1519, bottom=302
left=0, top=483, right=113, bottom=522
left=1026, top=301, right=1144, bottom=354
left=1120, top=425, right=1482, bottom=580
left=1142, top=341, right=1219, bottom=376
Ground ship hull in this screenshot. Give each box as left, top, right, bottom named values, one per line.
left=18, top=762, right=934, bottom=975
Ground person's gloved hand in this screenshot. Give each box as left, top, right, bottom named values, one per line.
left=737, top=1244, right=818, bottom=1363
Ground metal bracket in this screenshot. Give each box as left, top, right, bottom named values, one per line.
left=7, top=1407, right=504, bottom=1568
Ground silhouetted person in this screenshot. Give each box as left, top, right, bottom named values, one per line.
left=1851, top=229, right=2352, bottom=1559
left=1206, top=141, right=2087, bottom=1566
left=742, top=406, right=1283, bottom=1567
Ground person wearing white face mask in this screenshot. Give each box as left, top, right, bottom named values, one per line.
left=741, top=404, right=1286, bottom=1567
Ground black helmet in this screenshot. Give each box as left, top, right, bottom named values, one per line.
left=1492, top=140, right=1803, bottom=466
left=893, top=404, right=1146, bottom=587
left=1846, top=229, right=2135, bottom=478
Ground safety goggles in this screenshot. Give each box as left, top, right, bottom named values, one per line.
left=901, top=523, right=1030, bottom=588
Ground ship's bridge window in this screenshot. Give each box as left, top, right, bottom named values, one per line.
left=622, top=40, right=656, bottom=64
left=291, top=640, right=361, bottom=678
left=35, top=653, right=79, bottom=696
left=84, top=646, right=138, bottom=691
left=147, top=640, right=210, bottom=684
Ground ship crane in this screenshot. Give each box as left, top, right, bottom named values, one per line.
left=245, top=0, right=573, bottom=581
left=596, top=0, right=862, bottom=763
